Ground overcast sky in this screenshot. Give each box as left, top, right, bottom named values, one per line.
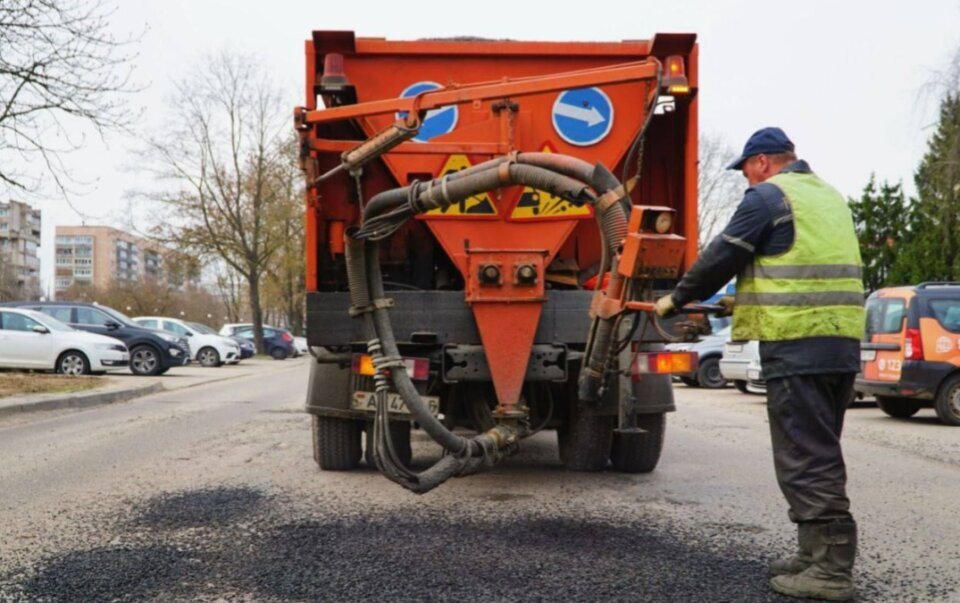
left=18, top=0, right=960, bottom=293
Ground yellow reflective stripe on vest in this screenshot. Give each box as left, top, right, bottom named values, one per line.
left=736, top=291, right=864, bottom=306
left=741, top=264, right=862, bottom=280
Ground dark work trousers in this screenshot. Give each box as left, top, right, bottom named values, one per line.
left=765, top=373, right=856, bottom=523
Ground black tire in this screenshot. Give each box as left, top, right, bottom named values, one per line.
left=312, top=415, right=362, bottom=470
left=364, top=421, right=413, bottom=468
left=270, top=346, right=288, bottom=361
left=129, top=345, right=163, bottom=376
left=558, top=400, right=615, bottom=472
left=197, top=346, right=221, bottom=368
left=876, top=395, right=923, bottom=419
left=934, top=375, right=960, bottom=426
left=679, top=377, right=699, bottom=388
left=697, top=356, right=727, bottom=389
left=610, top=413, right=666, bottom=474
left=56, top=350, right=90, bottom=376
left=734, top=380, right=749, bottom=394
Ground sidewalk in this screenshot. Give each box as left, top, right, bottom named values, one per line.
left=0, top=356, right=308, bottom=418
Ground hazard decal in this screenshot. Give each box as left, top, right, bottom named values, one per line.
left=510, top=144, right=592, bottom=220
left=424, top=154, right=497, bottom=217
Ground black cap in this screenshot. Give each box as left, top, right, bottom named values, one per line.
left=726, top=127, right=795, bottom=170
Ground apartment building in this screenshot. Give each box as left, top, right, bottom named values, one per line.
left=0, top=200, right=42, bottom=297
left=54, top=226, right=199, bottom=294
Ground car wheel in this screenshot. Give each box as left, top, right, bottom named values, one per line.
left=734, top=380, right=749, bottom=394
left=129, top=345, right=163, bottom=376
left=197, top=346, right=221, bottom=368
left=696, top=356, right=727, bottom=389
left=876, top=395, right=923, bottom=419
left=56, top=351, right=90, bottom=376
left=934, top=375, right=960, bottom=426
left=270, top=347, right=288, bottom=361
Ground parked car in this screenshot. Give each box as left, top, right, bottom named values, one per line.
left=720, top=338, right=765, bottom=394
left=294, top=336, right=309, bottom=356
left=666, top=317, right=731, bottom=389
left=219, top=323, right=253, bottom=337
left=857, top=282, right=960, bottom=426
left=132, top=317, right=241, bottom=367
left=1, top=301, right=190, bottom=376
left=0, top=308, right=129, bottom=375
left=232, top=325, right=296, bottom=360
left=230, top=336, right=256, bottom=359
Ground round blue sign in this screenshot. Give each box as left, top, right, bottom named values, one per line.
left=551, top=87, right=615, bottom=147
left=396, top=81, right=458, bottom=143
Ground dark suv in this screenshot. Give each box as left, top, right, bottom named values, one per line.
left=1, top=301, right=190, bottom=376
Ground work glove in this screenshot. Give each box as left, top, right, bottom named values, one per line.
left=654, top=293, right=677, bottom=318
left=717, top=295, right=735, bottom=317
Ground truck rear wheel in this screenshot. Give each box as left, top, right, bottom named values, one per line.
left=312, top=415, right=362, bottom=470
left=610, top=413, right=666, bottom=474
left=558, top=400, right=615, bottom=472
left=365, top=421, right=413, bottom=467
left=876, top=395, right=923, bottom=419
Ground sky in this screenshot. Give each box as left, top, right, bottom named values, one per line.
left=11, top=0, right=960, bottom=294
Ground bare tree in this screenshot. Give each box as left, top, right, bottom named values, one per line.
left=697, top=132, right=744, bottom=251
left=261, top=134, right=305, bottom=335
left=0, top=0, right=139, bottom=194
left=141, top=51, right=288, bottom=351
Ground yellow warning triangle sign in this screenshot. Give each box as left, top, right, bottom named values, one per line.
left=510, top=145, right=592, bottom=220
left=424, top=154, right=497, bottom=217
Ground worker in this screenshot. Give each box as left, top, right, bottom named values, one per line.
left=655, top=127, right=864, bottom=602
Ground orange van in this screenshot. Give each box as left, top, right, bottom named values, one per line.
left=857, top=283, right=960, bottom=425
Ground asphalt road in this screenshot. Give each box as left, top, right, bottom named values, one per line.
left=0, top=362, right=958, bottom=603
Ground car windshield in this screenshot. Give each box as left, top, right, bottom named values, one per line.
left=97, top=305, right=138, bottom=327
left=713, top=325, right=732, bottom=338
left=188, top=322, right=218, bottom=335
left=28, top=311, right=74, bottom=332
left=865, top=297, right=906, bottom=338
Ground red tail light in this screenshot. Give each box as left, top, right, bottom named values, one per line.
left=631, top=352, right=698, bottom=379
left=282, top=332, right=293, bottom=343
left=352, top=353, right=430, bottom=381
left=904, top=328, right=923, bottom=360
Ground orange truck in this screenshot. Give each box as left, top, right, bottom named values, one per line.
left=296, top=31, right=703, bottom=492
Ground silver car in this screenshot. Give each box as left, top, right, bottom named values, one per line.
left=666, top=317, right=731, bottom=389
left=720, top=339, right=766, bottom=394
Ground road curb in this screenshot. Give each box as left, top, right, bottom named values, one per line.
left=0, top=382, right=165, bottom=418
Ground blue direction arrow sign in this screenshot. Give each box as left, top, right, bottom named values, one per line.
left=551, top=87, right=614, bottom=147
left=396, top=81, right=458, bottom=143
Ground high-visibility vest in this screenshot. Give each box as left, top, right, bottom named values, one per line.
left=732, top=171, right=865, bottom=342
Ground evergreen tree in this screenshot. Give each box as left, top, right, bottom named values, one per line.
left=890, top=95, right=960, bottom=284
left=848, top=176, right=906, bottom=291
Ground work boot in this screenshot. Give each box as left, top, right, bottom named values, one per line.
left=769, top=522, right=813, bottom=576
left=770, top=519, right=857, bottom=601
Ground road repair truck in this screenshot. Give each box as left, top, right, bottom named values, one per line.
left=296, top=31, right=703, bottom=492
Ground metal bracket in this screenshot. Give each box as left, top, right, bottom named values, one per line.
left=442, top=344, right=567, bottom=383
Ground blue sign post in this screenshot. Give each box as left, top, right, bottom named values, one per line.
left=551, top=87, right=615, bottom=147
left=396, top=81, right=458, bottom=143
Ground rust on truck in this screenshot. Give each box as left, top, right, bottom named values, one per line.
left=297, top=31, right=700, bottom=492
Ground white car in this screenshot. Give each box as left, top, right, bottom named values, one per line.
left=0, top=307, right=129, bottom=375
left=294, top=336, right=309, bottom=356
left=720, top=339, right=766, bottom=394
left=133, top=316, right=241, bottom=367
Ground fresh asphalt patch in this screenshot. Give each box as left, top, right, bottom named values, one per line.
left=0, top=485, right=922, bottom=603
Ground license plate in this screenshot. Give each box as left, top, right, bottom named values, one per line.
left=351, top=391, right=440, bottom=415
left=860, top=350, right=877, bottom=362
left=726, top=344, right=743, bottom=353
